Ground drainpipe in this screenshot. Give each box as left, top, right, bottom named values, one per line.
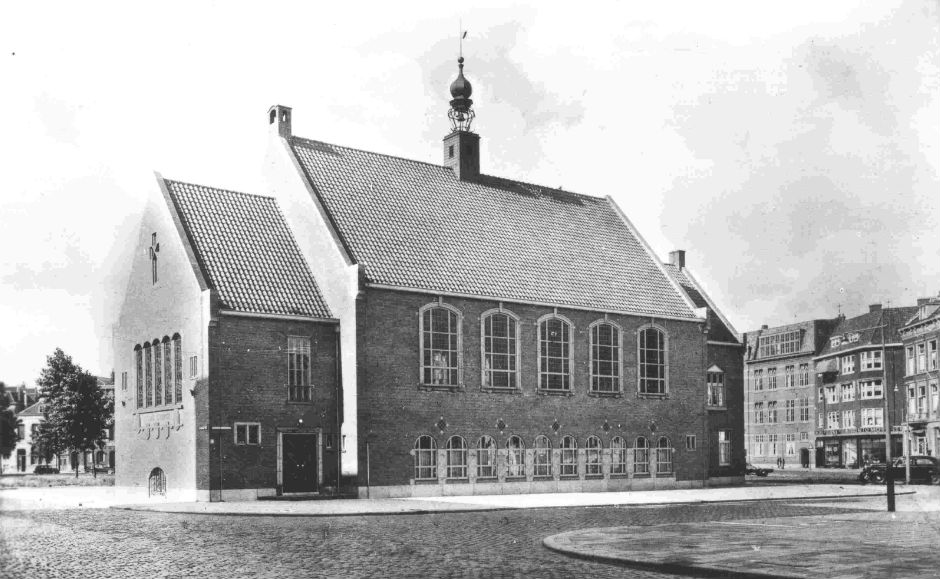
left=335, top=325, right=342, bottom=496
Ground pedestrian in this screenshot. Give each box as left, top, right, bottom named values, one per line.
left=780, top=456, right=785, bottom=469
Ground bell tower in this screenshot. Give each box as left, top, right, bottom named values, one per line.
left=443, top=56, right=480, bottom=182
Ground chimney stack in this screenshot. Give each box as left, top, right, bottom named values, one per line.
left=669, top=250, right=686, bottom=270
left=268, top=105, right=292, bottom=138
left=869, top=303, right=882, bottom=313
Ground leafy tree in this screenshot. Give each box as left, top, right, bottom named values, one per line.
left=36, top=349, right=111, bottom=477
left=0, top=381, right=18, bottom=467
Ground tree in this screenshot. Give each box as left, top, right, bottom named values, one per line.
left=36, top=349, right=111, bottom=477
left=0, top=381, right=18, bottom=470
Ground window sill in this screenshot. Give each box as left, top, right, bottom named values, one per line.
left=418, top=383, right=463, bottom=393
left=505, top=476, right=527, bottom=482
left=286, top=400, right=314, bottom=405
left=636, top=393, right=668, bottom=400
left=610, top=473, right=628, bottom=478
left=585, top=473, right=604, bottom=479
left=706, top=405, right=727, bottom=411
left=133, top=404, right=183, bottom=416
left=480, top=386, right=521, bottom=395
left=559, top=473, right=579, bottom=479
left=537, top=389, right=573, bottom=397
left=414, top=479, right=439, bottom=485
left=633, top=472, right=651, bottom=478
left=445, top=478, right=469, bottom=483
left=588, top=391, right=623, bottom=399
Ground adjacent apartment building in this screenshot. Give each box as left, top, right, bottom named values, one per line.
left=900, top=295, right=940, bottom=456
left=813, top=305, right=916, bottom=468
left=743, top=319, right=837, bottom=468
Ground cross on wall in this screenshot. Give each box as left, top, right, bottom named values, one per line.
left=149, top=233, right=159, bottom=284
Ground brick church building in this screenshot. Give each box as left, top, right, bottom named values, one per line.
left=113, top=57, right=744, bottom=501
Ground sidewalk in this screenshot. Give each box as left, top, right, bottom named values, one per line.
left=544, top=487, right=940, bottom=579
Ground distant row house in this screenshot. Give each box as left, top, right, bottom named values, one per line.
left=745, top=297, right=940, bottom=469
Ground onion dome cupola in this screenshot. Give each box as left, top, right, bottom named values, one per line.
left=447, top=57, right=475, bottom=132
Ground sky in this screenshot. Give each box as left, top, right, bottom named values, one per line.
left=0, top=1, right=937, bottom=386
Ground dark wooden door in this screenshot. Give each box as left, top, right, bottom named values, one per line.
left=282, top=434, right=318, bottom=493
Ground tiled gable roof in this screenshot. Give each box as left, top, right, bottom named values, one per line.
left=164, top=180, right=332, bottom=319
left=817, top=307, right=917, bottom=358
left=17, top=401, right=44, bottom=418
left=663, top=264, right=739, bottom=343
left=290, top=137, right=697, bottom=319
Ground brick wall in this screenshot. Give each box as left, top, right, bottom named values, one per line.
left=706, top=344, right=745, bottom=477
left=356, top=288, right=710, bottom=488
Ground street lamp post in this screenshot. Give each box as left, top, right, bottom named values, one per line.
left=881, top=336, right=895, bottom=512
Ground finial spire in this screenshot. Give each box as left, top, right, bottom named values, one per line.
left=448, top=29, right=474, bottom=132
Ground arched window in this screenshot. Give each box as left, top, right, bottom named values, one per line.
left=420, top=304, right=461, bottom=387
left=638, top=326, right=667, bottom=395
left=143, top=342, right=152, bottom=407
left=590, top=322, right=621, bottom=393
left=533, top=435, right=552, bottom=477
left=153, top=337, right=163, bottom=406
left=610, top=436, right=627, bottom=475
left=135, top=345, right=143, bottom=409
left=445, top=436, right=468, bottom=479
left=634, top=437, right=650, bottom=474
left=148, top=467, right=166, bottom=497
left=707, top=366, right=724, bottom=407
left=506, top=435, right=525, bottom=478
left=656, top=436, right=673, bottom=474
left=586, top=436, right=602, bottom=475
left=163, top=337, right=172, bottom=405
left=173, top=334, right=182, bottom=402
left=560, top=435, right=578, bottom=476
left=476, top=435, right=497, bottom=479
left=481, top=309, right=519, bottom=389
left=414, top=436, right=437, bottom=480
left=538, top=315, right=572, bottom=392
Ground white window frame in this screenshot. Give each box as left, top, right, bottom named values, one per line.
left=860, top=350, right=883, bottom=371
left=537, top=313, right=574, bottom=393
left=826, top=385, right=838, bottom=404
left=506, top=435, right=526, bottom=478
left=827, top=411, right=839, bottom=430
left=862, top=407, right=883, bottom=427
left=916, top=343, right=927, bottom=373
left=799, top=397, right=811, bottom=422
left=419, top=302, right=463, bottom=388
left=753, top=369, right=763, bottom=391
left=634, top=437, right=650, bottom=474
left=480, top=308, right=521, bottom=390
left=533, top=435, right=553, bottom=477
left=234, top=422, right=261, bottom=445
left=585, top=436, right=603, bottom=476
left=906, top=346, right=916, bottom=376
left=859, top=379, right=883, bottom=400
left=841, top=355, right=855, bottom=375
left=414, top=435, right=438, bottom=481
left=799, top=363, right=810, bottom=387
left=718, top=430, right=731, bottom=466
left=929, top=340, right=938, bottom=371
left=637, top=324, right=668, bottom=396
left=767, top=367, right=777, bottom=390
left=287, top=335, right=312, bottom=402
left=475, top=435, right=497, bottom=479
left=560, top=435, right=578, bottom=476
left=707, top=367, right=725, bottom=407
left=655, top=436, right=673, bottom=474
left=840, top=382, right=855, bottom=402
left=589, top=320, right=623, bottom=394
left=611, top=436, right=627, bottom=475
left=784, top=399, right=796, bottom=423
left=445, top=435, right=468, bottom=479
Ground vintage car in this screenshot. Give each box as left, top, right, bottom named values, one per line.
left=33, top=465, right=60, bottom=475
left=745, top=463, right=774, bottom=477
left=858, top=455, right=940, bottom=484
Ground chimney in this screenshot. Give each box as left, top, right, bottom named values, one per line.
left=443, top=131, right=480, bottom=182
left=917, top=297, right=931, bottom=307
left=268, top=104, right=292, bottom=138
left=761, top=325, right=769, bottom=330
left=669, top=250, right=686, bottom=270
left=869, top=303, right=882, bottom=313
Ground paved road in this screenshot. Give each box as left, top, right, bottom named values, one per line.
left=0, top=498, right=870, bottom=578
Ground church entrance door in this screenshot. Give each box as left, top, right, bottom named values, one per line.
left=282, top=434, right=318, bottom=493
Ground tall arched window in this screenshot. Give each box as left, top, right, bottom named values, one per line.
left=153, top=337, right=163, bottom=406
left=610, top=436, right=627, bottom=475
left=538, top=315, right=572, bottom=392
left=634, top=436, right=650, bottom=474
left=135, top=345, right=143, bottom=409
left=420, top=303, right=461, bottom=387
left=656, top=436, right=672, bottom=474
left=533, top=435, right=552, bottom=477
left=414, top=436, right=437, bottom=480
left=148, top=467, right=166, bottom=497
left=173, top=334, right=182, bottom=402
left=163, top=337, right=172, bottom=405
left=476, top=435, right=497, bottom=479
left=481, top=309, right=519, bottom=389
left=638, top=326, right=667, bottom=395
left=506, top=435, right=525, bottom=478
left=560, top=435, right=578, bottom=476
left=585, top=436, right=602, bottom=475
left=590, top=322, right=621, bottom=393
left=143, top=342, right=152, bottom=407
left=445, top=436, right=468, bottom=479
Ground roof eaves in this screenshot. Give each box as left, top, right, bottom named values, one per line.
left=605, top=196, right=701, bottom=320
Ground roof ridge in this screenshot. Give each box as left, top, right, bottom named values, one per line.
left=163, top=178, right=275, bottom=201
left=290, top=135, right=602, bottom=201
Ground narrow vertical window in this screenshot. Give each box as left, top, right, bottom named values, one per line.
left=413, top=436, right=437, bottom=480
left=585, top=436, right=602, bottom=475
left=718, top=430, right=731, bottom=466
left=610, top=436, right=627, bottom=475
left=707, top=369, right=724, bottom=406
left=638, top=326, right=666, bottom=395
left=539, top=315, right=572, bottom=392
left=533, top=435, right=552, bottom=477
left=144, top=342, right=152, bottom=407
left=288, top=336, right=312, bottom=402
left=481, top=310, right=518, bottom=389
left=634, top=437, right=650, bottom=474
left=560, top=435, right=578, bottom=476
left=153, top=338, right=162, bottom=406
left=173, top=334, right=182, bottom=402
left=506, top=436, right=525, bottom=478
left=476, top=436, right=496, bottom=479
left=163, top=337, right=172, bottom=405
left=590, top=322, right=621, bottom=393
left=656, top=436, right=672, bottom=474
left=445, top=436, right=468, bottom=479
left=421, top=304, right=461, bottom=387
left=135, top=345, right=143, bottom=409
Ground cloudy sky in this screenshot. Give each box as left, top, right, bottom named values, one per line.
left=1, top=1, right=937, bottom=386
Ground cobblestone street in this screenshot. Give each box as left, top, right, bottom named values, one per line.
left=0, top=498, right=870, bottom=578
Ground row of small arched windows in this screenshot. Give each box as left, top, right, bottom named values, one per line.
left=413, top=434, right=673, bottom=480
left=420, top=304, right=669, bottom=395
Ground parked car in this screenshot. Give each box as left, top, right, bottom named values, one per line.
left=33, top=465, right=60, bottom=475
left=745, top=463, right=774, bottom=477
left=858, top=455, right=940, bottom=484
